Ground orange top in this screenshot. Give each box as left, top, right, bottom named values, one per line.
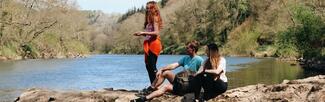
left=143, top=24, right=162, bottom=56
left=143, top=36, right=162, bottom=56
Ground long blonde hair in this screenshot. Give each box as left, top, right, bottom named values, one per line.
left=144, top=1, right=163, bottom=30
left=204, top=43, right=221, bottom=70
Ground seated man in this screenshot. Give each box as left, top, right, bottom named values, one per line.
left=137, top=40, right=204, bottom=96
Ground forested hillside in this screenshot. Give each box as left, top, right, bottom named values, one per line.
left=110, top=0, right=325, bottom=61
left=0, top=0, right=119, bottom=60
left=0, top=0, right=324, bottom=61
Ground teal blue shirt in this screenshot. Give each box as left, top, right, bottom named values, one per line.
left=178, top=55, right=204, bottom=72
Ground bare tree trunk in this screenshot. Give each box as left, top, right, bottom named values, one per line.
left=28, top=20, right=58, bottom=43
left=23, top=0, right=35, bottom=26
left=0, top=0, right=4, bottom=45
left=59, top=36, right=68, bottom=53
left=24, top=0, right=35, bottom=14
left=89, top=12, right=101, bottom=25
left=280, top=0, right=296, bottom=26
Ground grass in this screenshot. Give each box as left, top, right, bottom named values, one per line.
left=223, top=27, right=260, bottom=56
left=65, top=40, right=90, bottom=54
left=0, top=45, right=17, bottom=57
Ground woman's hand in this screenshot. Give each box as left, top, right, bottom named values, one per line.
left=214, top=76, right=219, bottom=81
left=133, top=32, right=143, bottom=36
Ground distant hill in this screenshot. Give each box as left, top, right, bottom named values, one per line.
left=108, top=0, right=325, bottom=60
left=1, top=0, right=323, bottom=61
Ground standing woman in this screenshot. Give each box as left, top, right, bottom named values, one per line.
left=134, top=1, right=163, bottom=84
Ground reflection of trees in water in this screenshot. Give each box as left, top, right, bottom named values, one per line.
left=0, top=61, right=15, bottom=72
left=227, top=59, right=304, bottom=89
left=302, top=70, right=325, bottom=78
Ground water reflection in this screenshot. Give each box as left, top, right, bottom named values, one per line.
left=227, top=58, right=304, bottom=89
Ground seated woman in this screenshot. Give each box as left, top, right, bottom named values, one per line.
left=131, top=43, right=228, bottom=102
left=191, top=43, right=228, bottom=101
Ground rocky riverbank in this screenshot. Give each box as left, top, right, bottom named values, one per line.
left=299, top=58, right=325, bottom=73
left=15, top=75, right=325, bottom=102
left=214, top=75, right=325, bottom=102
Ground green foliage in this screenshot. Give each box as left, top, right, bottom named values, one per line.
left=223, top=29, right=260, bottom=55
left=117, top=7, right=146, bottom=23
left=163, top=44, right=186, bottom=54
left=0, top=44, right=17, bottom=57
left=276, top=5, right=325, bottom=59
left=22, top=43, right=39, bottom=59
left=275, top=29, right=299, bottom=58
left=193, top=27, right=216, bottom=46
left=292, top=6, right=325, bottom=59
left=118, top=0, right=169, bottom=23
left=321, top=48, right=325, bottom=57
left=42, top=33, right=61, bottom=50
left=236, top=0, right=250, bottom=24
left=65, top=40, right=90, bottom=54
left=238, top=0, right=249, bottom=12
left=160, top=0, right=169, bottom=8
left=162, top=0, right=251, bottom=54
left=256, top=45, right=268, bottom=52
left=0, top=0, right=94, bottom=59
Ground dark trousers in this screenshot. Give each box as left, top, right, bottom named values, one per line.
left=145, top=51, right=158, bottom=84
left=188, top=73, right=228, bottom=100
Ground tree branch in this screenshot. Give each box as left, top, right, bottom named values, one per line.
left=28, top=20, right=58, bottom=42
left=25, top=0, right=36, bottom=19
left=280, top=0, right=296, bottom=26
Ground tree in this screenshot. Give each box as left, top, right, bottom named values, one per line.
left=276, top=5, right=325, bottom=59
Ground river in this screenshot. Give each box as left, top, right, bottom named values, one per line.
left=0, top=55, right=306, bottom=101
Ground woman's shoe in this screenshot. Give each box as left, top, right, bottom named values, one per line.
left=130, top=96, right=146, bottom=102
left=136, top=86, right=155, bottom=96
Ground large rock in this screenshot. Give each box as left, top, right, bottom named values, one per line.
left=15, top=75, right=325, bottom=102
left=15, top=89, right=139, bottom=102
left=214, top=75, right=325, bottom=102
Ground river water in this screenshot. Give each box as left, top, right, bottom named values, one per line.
left=0, top=55, right=306, bottom=101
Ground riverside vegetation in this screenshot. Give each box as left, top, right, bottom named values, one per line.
left=0, top=0, right=324, bottom=67
left=1, top=0, right=324, bottom=101
left=0, top=0, right=120, bottom=60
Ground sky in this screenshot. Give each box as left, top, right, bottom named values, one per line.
left=76, top=0, right=159, bottom=14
